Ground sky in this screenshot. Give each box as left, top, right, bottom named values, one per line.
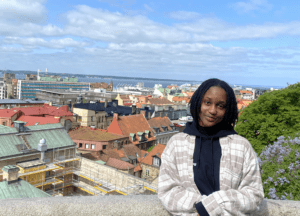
left=0, top=0, right=299, bottom=87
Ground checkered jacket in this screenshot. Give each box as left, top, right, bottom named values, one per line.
left=158, top=132, right=264, bottom=216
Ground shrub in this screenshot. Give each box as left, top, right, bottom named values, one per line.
left=258, top=133, right=300, bottom=200
left=235, top=82, right=300, bottom=156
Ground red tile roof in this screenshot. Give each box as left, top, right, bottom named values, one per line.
left=148, top=98, right=174, bottom=105
left=106, top=158, right=135, bottom=170
left=11, top=104, right=73, bottom=117
left=0, top=109, right=20, bottom=117
left=240, top=90, right=253, bottom=95
left=68, top=126, right=126, bottom=142
left=107, top=114, right=156, bottom=145
left=13, top=116, right=60, bottom=126
left=141, top=144, right=166, bottom=166
left=148, top=116, right=173, bottom=134
left=134, top=164, right=142, bottom=172
left=172, top=96, right=191, bottom=103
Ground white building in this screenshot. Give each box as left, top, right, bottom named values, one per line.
left=0, top=81, right=6, bottom=99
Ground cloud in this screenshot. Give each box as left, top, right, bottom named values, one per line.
left=229, top=0, right=273, bottom=13
left=0, top=0, right=48, bottom=24
left=1, top=5, right=300, bottom=43
left=3, top=37, right=88, bottom=49
left=168, top=11, right=201, bottom=20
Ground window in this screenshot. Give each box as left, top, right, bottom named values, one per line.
left=146, top=169, right=150, bottom=176
left=79, top=143, right=83, bottom=148
left=91, top=144, right=95, bottom=149
left=78, top=116, right=82, bottom=122
left=85, top=144, right=89, bottom=149
left=2, top=122, right=6, bottom=126
left=153, top=157, right=160, bottom=166
left=91, top=116, right=93, bottom=121
left=103, top=145, right=106, bottom=149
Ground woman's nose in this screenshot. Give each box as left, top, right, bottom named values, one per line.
left=209, top=105, right=217, bottom=114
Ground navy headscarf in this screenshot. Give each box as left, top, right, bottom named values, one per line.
left=183, top=78, right=238, bottom=216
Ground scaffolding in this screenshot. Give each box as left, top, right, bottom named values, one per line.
left=15, top=147, right=157, bottom=197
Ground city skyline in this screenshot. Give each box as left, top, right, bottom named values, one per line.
left=0, top=0, right=299, bottom=87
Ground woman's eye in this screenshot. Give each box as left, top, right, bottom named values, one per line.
left=205, top=101, right=210, bottom=104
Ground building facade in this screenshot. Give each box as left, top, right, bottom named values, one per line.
left=17, top=80, right=90, bottom=99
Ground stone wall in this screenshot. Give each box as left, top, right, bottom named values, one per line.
left=0, top=195, right=299, bottom=216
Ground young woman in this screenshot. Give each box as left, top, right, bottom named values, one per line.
left=158, top=78, right=264, bottom=216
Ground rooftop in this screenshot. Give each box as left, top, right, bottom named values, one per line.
left=68, top=126, right=126, bottom=142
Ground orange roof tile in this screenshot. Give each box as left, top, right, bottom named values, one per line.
left=148, top=116, right=173, bottom=134
left=107, top=114, right=156, bottom=145
left=134, top=164, right=142, bottom=172
left=106, top=158, right=135, bottom=170
left=68, top=126, right=126, bottom=142
left=148, top=98, right=174, bottom=105
left=141, top=144, right=166, bottom=166
left=240, top=90, right=253, bottom=95
left=172, top=97, right=191, bottom=103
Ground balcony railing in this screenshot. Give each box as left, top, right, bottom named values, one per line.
left=0, top=196, right=298, bottom=216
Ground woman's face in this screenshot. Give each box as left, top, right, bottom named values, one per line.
left=199, top=86, right=227, bottom=127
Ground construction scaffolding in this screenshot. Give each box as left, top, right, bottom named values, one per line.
left=13, top=147, right=158, bottom=197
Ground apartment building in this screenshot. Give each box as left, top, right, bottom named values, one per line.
left=17, top=80, right=90, bottom=99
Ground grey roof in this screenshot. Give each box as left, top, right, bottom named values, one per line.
left=0, top=179, right=50, bottom=199
left=0, top=123, right=75, bottom=159
left=0, top=99, right=46, bottom=104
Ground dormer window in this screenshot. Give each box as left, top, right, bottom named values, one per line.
left=153, top=127, right=160, bottom=134
left=130, top=133, right=136, bottom=142
left=145, top=130, right=150, bottom=138
left=161, top=126, right=168, bottom=132
left=153, top=157, right=160, bottom=166
left=137, top=132, right=145, bottom=141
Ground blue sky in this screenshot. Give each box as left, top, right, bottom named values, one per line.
left=0, top=0, right=299, bottom=87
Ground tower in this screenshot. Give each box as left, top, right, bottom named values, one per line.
left=110, top=79, right=113, bottom=91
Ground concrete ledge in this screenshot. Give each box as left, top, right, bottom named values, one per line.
left=0, top=196, right=299, bottom=216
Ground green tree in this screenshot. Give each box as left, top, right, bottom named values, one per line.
left=235, top=82, right=300, bottom=156
left=82, top=98, right=87, bottom=104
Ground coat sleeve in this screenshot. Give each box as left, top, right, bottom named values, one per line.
left=200, top=141, right=265, bottom=216
left=158, top=135, right=206, bottom=216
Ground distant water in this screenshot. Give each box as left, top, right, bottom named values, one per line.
left=14, top=74, right=198, bottom=89
left=13, top=73, right=285, bottom=89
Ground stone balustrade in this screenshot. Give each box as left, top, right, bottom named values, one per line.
left=0, top=195, right=299, bottom=216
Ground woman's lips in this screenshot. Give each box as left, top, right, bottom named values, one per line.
left=206, top=116, right=215, bottom=121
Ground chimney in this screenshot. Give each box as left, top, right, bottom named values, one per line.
left=104, top=99, right=108, bottom=108
left=113, top=113, right=118, bottom=120
left=37, top=139, right=47, bottom=162
left=136, top=108, right=140, bottom=114
left=148, top=111, right=151, bottom=119
left=2, top=165, right=20, bottom=184
left=132, top=105, right=136, bottom=114
left=140, top=110, right=146, bottom=117
left=13, top=121, right=26, bottom=133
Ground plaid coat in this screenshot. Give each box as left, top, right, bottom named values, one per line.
left=158, top=132, right=264, bottom=216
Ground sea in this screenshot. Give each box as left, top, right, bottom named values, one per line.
left=5, top=72, right=286, bottom=90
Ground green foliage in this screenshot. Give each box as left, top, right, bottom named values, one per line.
left=147, top=145, right=154, bottom=152
left=82, top=99, right=87, bottom=104
left=235, top=82, right=300, bottom=156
